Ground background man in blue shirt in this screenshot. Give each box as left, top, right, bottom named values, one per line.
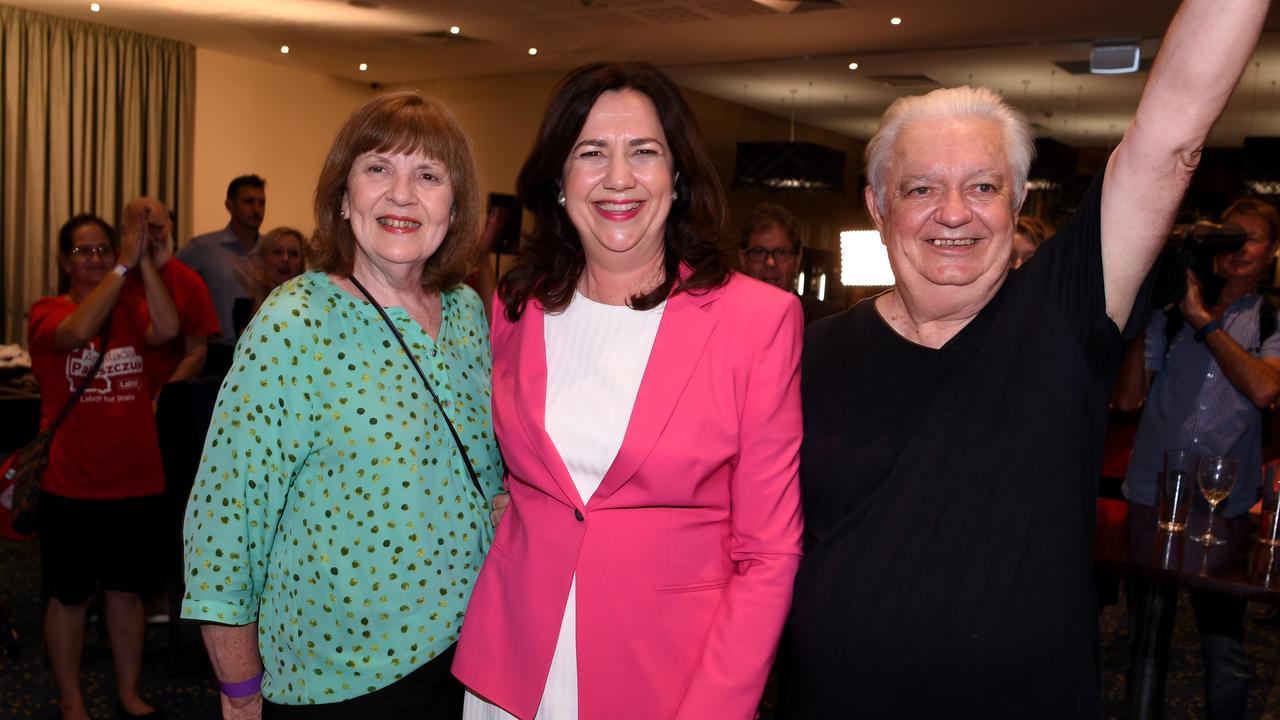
left=1119, top=197, right=1280, bottom=718
left=177, top=174, right=266, bottom=375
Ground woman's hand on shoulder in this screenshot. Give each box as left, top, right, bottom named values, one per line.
left=490, top=492, right=510, bottom=527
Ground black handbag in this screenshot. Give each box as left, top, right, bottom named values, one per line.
left=6, top=319, right=111, bottom=535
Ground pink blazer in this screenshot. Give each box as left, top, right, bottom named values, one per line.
left=453, top=272, right=804, bottom=720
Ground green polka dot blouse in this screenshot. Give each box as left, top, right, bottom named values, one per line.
left=180, top=271, right=504, bottom=704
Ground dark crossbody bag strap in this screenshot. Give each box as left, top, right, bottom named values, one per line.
left=48, top=316, right=114, bottom=434
left=347, top=276, right=487, bottom=502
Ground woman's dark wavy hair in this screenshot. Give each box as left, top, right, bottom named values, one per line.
left=58, top=214, right=117, bottom=255
left=499, top=61, right=729, bottom=321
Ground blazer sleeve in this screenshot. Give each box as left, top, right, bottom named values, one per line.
left=675, top=293, right=805, bottom=719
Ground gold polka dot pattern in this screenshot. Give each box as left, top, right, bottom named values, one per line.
left=180, top=272, right=503, bottom=704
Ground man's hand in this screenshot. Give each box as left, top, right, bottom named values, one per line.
left=1179, top=269, right=1214, bottom=329
left=1098, top=0, right=1269, bottom=328
left=119, top=207, right=148, bottom=270
left=220, top=691, right=262, bottom=720
left=1178, top=267, right=1280, bottom=408
left=490, top=493, right=510, bottom=527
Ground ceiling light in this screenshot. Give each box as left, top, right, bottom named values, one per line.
left=733, top=141, right=846, bottom=192
left=450, top=26, right=460, bottom=34
left=528, top=48, right=538, bottom=56
left=1025, top=179, right=1061, bottom=191
left=358, top=63, right=368, bottom=71
left=1247, top=180, right=1280, bottom=195
left=890, top=16, right=902, bottom=25
left=89, top=2, right=100, bottom=11
left=280, top=45, right=289, bottom=54
left=848, top=62, right=858, bottom=70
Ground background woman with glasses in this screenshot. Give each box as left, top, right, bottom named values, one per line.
left=27, top=212, right=178, bottom=720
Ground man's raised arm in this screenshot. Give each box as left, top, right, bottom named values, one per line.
left=1102, top=0, right=1270, bottom=328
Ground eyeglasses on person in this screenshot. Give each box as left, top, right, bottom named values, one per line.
left=68, top=244, right=116, bottom=258
left=743, top=246, right=798, bottom=263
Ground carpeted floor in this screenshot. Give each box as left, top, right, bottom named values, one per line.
left=4, top=535, right=1280, bottom=719
left=0, top=538, right=217, bottom=720
left=1097, top=598, right=1280, bottom=719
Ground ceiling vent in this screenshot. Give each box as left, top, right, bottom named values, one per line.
left=1053, top=58, right=1153, bottom=76
left=733, top=142, right=846, bottom=192
left=1090, top=41, right=1141, bottom=74
left=871, top=74, right=938, bottom=88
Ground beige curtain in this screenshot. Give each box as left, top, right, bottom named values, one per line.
left=0, top=4, right=193, bottom=344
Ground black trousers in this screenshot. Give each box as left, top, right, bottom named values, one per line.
left=263, top=644, right=462, bottom=720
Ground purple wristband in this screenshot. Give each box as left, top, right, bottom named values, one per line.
left=219, top=671, right=263, bottom=698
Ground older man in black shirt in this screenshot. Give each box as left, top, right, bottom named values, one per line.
left=781, top=0, right=1270, bottom=716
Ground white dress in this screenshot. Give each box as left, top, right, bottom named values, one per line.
left=463, top=291, right=665, bottom=719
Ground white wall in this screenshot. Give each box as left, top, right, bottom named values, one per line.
left=190, top=56, right=867, bottom=265
left=190, top=48, right=374, bottom=243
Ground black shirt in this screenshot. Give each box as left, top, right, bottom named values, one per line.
left=782, top=173, right=1147, bottom=718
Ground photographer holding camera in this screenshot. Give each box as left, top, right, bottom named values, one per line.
left=1118, top=197, right=1280, bottom=718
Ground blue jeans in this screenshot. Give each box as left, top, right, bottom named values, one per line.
left=1189, top=590, right=1250, bottom=720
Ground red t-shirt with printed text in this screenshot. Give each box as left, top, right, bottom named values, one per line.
left=121, top=257, right=220, bottom=393
left=27, top=295, right=165, bottom=499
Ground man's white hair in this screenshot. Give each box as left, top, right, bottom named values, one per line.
left=865, top=86, right=1035, bottom=215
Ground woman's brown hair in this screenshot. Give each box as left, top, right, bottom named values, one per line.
left=311, top=92, right=483, bottom=291
left=499, top=61, right=729, bottom=321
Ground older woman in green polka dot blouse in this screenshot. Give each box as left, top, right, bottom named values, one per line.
left=181, top=92, right=504, bottom=719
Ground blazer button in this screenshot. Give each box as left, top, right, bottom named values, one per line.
left=574, top=509, right=584, bottom=522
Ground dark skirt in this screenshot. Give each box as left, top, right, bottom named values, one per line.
left=263, top=643, right=462, bottom=720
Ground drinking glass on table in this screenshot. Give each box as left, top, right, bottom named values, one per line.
left=1192, top=455, right=1237, bottom=546
left=1158, top=450, right=1200, bottom=533
left=1261, top=463, right=1280, bottom=547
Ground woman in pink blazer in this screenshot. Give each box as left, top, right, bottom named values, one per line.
left=453, top=61, right=804, bottom=720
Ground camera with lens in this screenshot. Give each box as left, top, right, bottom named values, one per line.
left=1149, top=221, right=1248, bottom=310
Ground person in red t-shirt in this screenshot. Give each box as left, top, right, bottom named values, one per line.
left=120, top=197, right=220, bottom=394
left=28, top=213, right=179, bottom=720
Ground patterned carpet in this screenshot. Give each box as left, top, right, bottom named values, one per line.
left=0, top=538, right=217, bottom=720
left=1098, top=598, right=1280, bottom=719
left=3, top=534, right=1280, bottom=719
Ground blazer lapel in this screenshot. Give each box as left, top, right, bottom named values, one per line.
left=589, top=290, right=717, bottom=505
left=511, top=302, right=582, bottom=508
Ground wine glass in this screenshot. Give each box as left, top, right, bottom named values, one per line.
left=1192, top=455, right=1237, bottom=546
